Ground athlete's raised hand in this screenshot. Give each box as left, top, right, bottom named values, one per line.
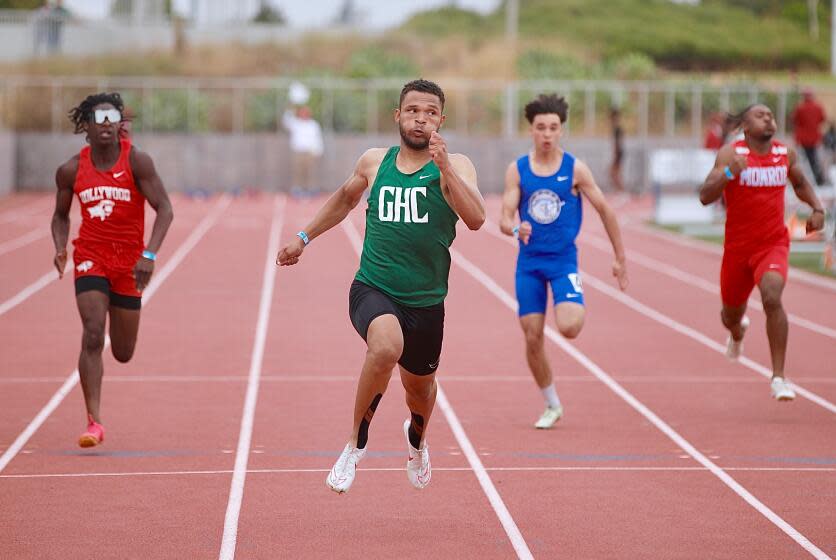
left=429, top=131, right=449, bottom=171
left=517, top=221, right=533, bottom=245
left=729, top=155, right=748, bottom=177
left=276, top=236, right=305, bottom=266
left=612, top=259, right=628, bottom=291
left=54, top=249, right=67, bottom=279
left=807, top=209, right=825, bottom=233
left=134, top=255, right=155, bottom=291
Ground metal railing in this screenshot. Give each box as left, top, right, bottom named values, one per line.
left=0, top=75, right=827, bottom=139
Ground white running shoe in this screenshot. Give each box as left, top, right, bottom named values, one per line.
left=725, top=316, right=750, bottom=361
left=326, top=443, right=366, bottom=494
left=770, top=377, right=796, bottom=402
left=534, top=405, right=564, bottom=429
left=403, top=419, right=431, bottom=489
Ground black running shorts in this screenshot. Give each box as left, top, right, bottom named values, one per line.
left=75, top=276, right=142, bottom=310
left=348, top=279, right=444, bottom=376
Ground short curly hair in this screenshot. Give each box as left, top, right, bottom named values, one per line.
left=399, top=79, right=445, bottom=109
left=524, top=94, right=568, bottom=124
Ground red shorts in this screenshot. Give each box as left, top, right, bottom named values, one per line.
left=72, top=242, right=142, bottom=298
left=720, top=244, right=789, bottom=307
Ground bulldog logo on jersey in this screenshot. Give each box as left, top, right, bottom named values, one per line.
left=76, top=260, right=94, bottom=272
left=528, top=189, right=565, bottom=224
left=88, top=200, right=116, bottom=221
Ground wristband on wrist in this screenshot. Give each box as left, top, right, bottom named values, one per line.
left=812, top=208, right=824, bottom=214
left=512, top=225, right=520, bottom=238
left=723, top=166, right=735, bottom=180
left=141, top=249, right=157, bottom=261
left=297, top=231, right=310, bottom=246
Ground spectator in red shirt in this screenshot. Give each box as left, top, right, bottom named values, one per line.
left=704, top=112, right=727, bottom=151
left=791, top=88, right=826, bottom=184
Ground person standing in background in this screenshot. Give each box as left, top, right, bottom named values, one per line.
left=283, top=105, right=324, bottom=197
left=609, top=108, right=627, bottom=201
left=704, top=112, right=727, bottom=151
left=791, top=88, right=826, bottom=185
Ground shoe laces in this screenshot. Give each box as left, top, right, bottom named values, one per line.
left=410, top=443, right=429, bottom=466
left=334, top=446, right=360, bottom=472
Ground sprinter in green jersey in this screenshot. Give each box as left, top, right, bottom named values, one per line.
left=277, top=79, right=485, bottom=493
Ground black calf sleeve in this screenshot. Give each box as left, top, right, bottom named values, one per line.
left=357, top=393, right=382, bottom=449
left=408, top=412, right=424, bottom=449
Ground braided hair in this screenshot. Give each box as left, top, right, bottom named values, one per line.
left=724, top=104, right=759, bottom=132
left=68, top=92, right=124, bottom=134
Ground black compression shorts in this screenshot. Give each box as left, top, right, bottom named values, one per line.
left=348, top=279, right=444, bottom=376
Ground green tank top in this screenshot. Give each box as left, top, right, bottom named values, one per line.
left=355, top=146, right=459, bottom=307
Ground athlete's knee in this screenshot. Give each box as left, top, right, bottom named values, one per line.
left=556, top=313, right=584, bottom=339
left=761, top=290, right=783, bottom=313
left=759, top=273, right=785, bottom=312
left=366, top=339, right=402, bottom=369
left=558, top=322, right=582, bottom=339
left=521, top=325, right=544, bottom=349
left=406, top=378, right=436, bottom=401
left=721, top=307, right=744, bottom=328
left=111, top=344, right=135, bottom=363
left=81, top=323, right=106, bottom=354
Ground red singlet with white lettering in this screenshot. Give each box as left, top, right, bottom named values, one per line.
left=723, top=139, right=790, bottom=252
left=73, top=137, right=144, bottom=250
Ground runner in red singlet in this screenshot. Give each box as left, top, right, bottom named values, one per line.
left=51, top=92, right=174, bottom=446
left=699, top=104, right=825, bottom=401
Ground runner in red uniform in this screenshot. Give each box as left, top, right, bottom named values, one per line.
left=700, top=104, right=825, bottom=401
left=51, top=93, right=174, bottom=446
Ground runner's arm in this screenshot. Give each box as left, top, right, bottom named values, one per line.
left=699, top=144, right=737, bottom=205
left=499, top=162, right=521, bottom=236
left=440, top=152, right=485, bottom=230
left=276, top=148, right=381, bottom=266
left=575, top=160, right=628, bottom=290
left=300, top=148, right=380, bottom=241
left=51, top=158, right=76, bottom=278
left=787, top=147, right=826, bottom=232
left=131, top=148, right=174, bottom=256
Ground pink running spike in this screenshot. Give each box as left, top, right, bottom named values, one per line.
left=78, top=414, right=105, bottom=448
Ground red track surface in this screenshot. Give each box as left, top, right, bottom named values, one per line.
left=0, top=192, right=833, bottom=559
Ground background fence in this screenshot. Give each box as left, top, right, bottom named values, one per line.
left=1, top=76, right=829, bottom=139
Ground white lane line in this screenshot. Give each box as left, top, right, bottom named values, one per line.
left=341, top=219, right=534, bottom=560
left=581, top=274, right=836, bottom=414
left=3, top=465, right=833, bottom=480
left=0, top=195, right=232, bottom=475
left=218, top=195, right=285, bottom=560
left=627, top=221, right=836, bottom=293
left=485, top=222, right=836, bottom=415
left=451, top=247, right=832, bottom=560
left=580, top=232, right=836, bottom=340
left=0, top=228, right=49, bottom=256
left=0, top=270, right=57, bottom=317
left=435, top=385, right=535, bottom=559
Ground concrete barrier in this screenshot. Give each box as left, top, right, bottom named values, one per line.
left=13, top=132, right=697, bottom=194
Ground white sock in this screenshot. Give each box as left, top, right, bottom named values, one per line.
left=541, top=384, right=561, bottom=408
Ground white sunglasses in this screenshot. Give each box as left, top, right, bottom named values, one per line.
left=92, top=109, right=122, bottom=124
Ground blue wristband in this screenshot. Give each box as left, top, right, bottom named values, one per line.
left=723, top=166, right=734, bottom=180
left=512, top=225, right=520, bottom=237
left=297, top=231, right=310, bottom=246
left=141, top=249, right=157, bottom=261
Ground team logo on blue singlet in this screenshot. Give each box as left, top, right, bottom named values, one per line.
left=527, top=189, right=565, bottom=224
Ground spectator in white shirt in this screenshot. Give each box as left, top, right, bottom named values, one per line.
left=283, top=105, right=324, bottom=197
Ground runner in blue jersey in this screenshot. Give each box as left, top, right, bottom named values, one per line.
left=500, top=94, right=629, bottom=429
